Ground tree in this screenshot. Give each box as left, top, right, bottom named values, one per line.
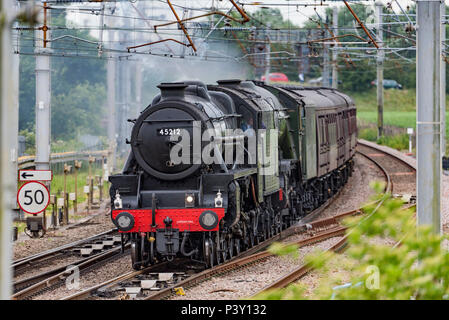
left=51, top=83, right=106, bottom=141
left=19, top=10, right=107, bottom=142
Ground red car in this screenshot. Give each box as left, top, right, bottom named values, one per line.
left=261, top=72, right=289, bottom=82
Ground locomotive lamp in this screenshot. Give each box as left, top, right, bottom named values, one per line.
left=199, top=211, right=219, bottom=230
left=114, top=191, right=123, bottom=209
left=185, top=193, right=195, bottom=208
left=215, top=190, right=223, bottom=208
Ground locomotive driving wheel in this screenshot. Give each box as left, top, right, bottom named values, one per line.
left=227, top=236, right=234, bottom=259
left=234, top=238, right=241, bottom=256
left=252, top=229, right=258, bottom=246
left=203, top=237, right=214, bottom=268
left=274, top=212, right=282, bottom=234
left=263, top=213, right=271, bottom=240
left=251, top=211, right=259, bottom=245
left=242, top=224, right=251, bottom=250
left=216, top=232, right=227, bottom=264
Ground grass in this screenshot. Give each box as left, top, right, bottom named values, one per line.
left=352, top=88, right=449, bottom=151
left=15, top=167, right=110, bottom=234
left=358, top=128, right=410, bottom=151
left=49, top=167, right=109, bottom=210
left=357, top=111, right=449, bottom=137
left=350, top=88, right=422, bottom=112
left=16, top=157, right=127, bottom=233
left=14, top=221, right=26, bottom=234
left=18, top=165, right=110, bottom=216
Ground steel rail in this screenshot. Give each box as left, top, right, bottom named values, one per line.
left=357, top=140, right=416, bottom=171
left=13, top=228, right=117, bottom=274
left=61, top=260, right=172, bottom=300
left=253, top=236, right=349, bottom=293
left=12, top=244, right=128, bottom=300
left=143, top=206, right=371, bottom=301
left=252, top=142, right=417, bottom=295
left=14, top=249, right=118, bottom=293
left=62, top=187, right=350, bottom=301
left=64, top=143, right=410, bottom=300
left=144, top=226, right=348, bottom=301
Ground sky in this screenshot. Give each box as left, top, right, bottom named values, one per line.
left=256, top=0, right=416, bottom=26
left=66, top=0, right=418, bottom=34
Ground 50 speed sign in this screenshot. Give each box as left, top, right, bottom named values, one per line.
left=17, top=181, right=50, bottom=215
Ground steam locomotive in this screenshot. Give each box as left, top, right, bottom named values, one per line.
left=109, top=79, right=357, bottom=270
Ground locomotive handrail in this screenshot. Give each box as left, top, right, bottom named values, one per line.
left=143, top=119, right=193, bottom=123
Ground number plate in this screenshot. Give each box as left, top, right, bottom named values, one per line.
left=157, top=128, right=182, bottom=136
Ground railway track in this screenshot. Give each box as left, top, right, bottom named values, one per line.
left=16, top=200, right=341, bottom=300
left=63, top=207, right=364, bottom=300
left=19, top=141, right=415, bottom=300
left=12, top=228, right=127, bottom=299
left=62, top=144, right=389, bottom=301
left=251, top=141, right=416, bottom=295
left=58, top=170, right=349, bottom=300
left=13, top=228, right=118, bottom=275
left=357, top=140, right=416, bottom=196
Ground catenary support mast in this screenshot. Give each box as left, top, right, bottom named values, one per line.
left=0, top=0, right=18, bottom=299
left=441, top=0, right=446, bottom=156
left=35, top=3, right=51, bottom=172
left=416, top=0, right=441, bottom=234
left=375, top=1, right=384, bottom=139
left=332, top=6, right=338, bottom=89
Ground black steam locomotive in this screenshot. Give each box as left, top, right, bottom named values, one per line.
left=109, top=80, right=357, bottom=269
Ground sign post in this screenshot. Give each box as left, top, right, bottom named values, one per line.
left=407, top=128, right=414, bottom=154
left=17, top=170, right=53, bottom=235
left=19, top=170, right=52, bottom=182
left=17, top=181, right=50, bottom=215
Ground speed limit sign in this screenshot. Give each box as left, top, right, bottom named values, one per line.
left=17, top=181, right=50, bottom=215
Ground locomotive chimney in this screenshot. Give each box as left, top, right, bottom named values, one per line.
left=216, top=79, right=242, bottom=86
left=157, top=82, right=188, bottom=100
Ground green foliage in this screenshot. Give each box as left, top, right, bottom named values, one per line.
left=357, top=127, right=409, bottom=151
left=19, top=11, right=107, bottom=141
left=254, top=187, right=449, bottom=300
left=355, top=88, right=449, bottom=151
left=48, top=165, right=108, bottom=211
left=357, top=128, right=377, bottom=142
left=51, top=139, right=85, bottom=153
left=19, top=127, right=35, bottom=155
left=52, top=83, right=106, bottom=140
left=268, top=242, right=299, bottom=260
left=376, top=134, right=409, bottom=151
left=339, top=59, right=376, bottom=92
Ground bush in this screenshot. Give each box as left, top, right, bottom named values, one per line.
left=376, top=134, right=409, bottom=151
left=255, top=183, right=449, bottom=300
left=358, top=128, right=377, bottom=142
